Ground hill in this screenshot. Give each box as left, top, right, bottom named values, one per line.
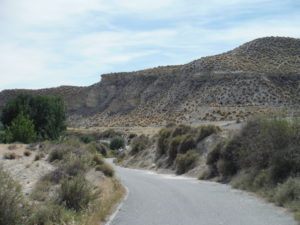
left=0, top=37, right=299, bottom=127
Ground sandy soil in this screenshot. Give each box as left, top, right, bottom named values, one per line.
left=0, top=144, right=54, bottom=196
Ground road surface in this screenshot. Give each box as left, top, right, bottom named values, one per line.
left=108, top=165, right=296, bottom=225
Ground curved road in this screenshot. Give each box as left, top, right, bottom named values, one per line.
left=108, top=165, right=296, bottom=225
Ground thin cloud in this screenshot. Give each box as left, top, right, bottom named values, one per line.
left=0, top=0, right=299, bottom=90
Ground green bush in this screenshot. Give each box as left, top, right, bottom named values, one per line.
left=216, top=159, right=236, bottom=177
left=178, top=134, right=196, bottom=154
left=130, top=135, right=150, bottom=155
left=5, top=113, right=37, bottom=143
left=157, top=124, right=218, bottom=167
left=196, top=125, right=221, bottom=142
left=167, top=136, right=183, bottom=163
left=0, top=130, right=5, bottom=143
left=275, top=178, right=300, bottom=207
left=175, top=150, right=199, bottom=175
left=57, top=176, right=96, bottom=211
left=207, top=116, right=300, bottom=182
left=171, top=124, right=192, bottom=137
left=0, top=167, right=28, bottom=225
left=95, top=163, right=115, bottom=177
left=207, top=142, right=222, bottom=166
left=157, top=127, right=173, bottom=157
left=80, top=134, right=95, bottom=144
left=110, top=136, right=125, bottom=150
left=1, top=94, right=66, bottom=141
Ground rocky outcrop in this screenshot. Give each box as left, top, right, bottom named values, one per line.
left=0, top=37, right=300, bottom=127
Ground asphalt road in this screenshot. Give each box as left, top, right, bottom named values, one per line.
left=108, top=165, right=297, bottom=225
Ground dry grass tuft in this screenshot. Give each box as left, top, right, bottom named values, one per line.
left=81, top=178, right=125, bottom=225
left=24, top=150, right=32, bottom=157
left=4, top=152, right=19, bottom=160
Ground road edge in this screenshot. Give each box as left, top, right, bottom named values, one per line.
left=104, top=184, right=130, bottom=225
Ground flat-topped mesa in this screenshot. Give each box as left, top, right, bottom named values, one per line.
left=101, top=65, right=183, bottom=82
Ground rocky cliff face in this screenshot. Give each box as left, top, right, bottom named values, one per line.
left=1, top=37, right=300, bottom=127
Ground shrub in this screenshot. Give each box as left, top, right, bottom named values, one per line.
left=167, top=136, right=183, bottom=163
left=207, top=142, right=222, bottom=166
left=216, top=159, right=236, bottom=178
left=24, top=150, right=32, bottom=157
left=196, top=125, right=221, bottom=142
left=157, top=127, right=173, bottom=157
left=0, top=130, right=5, bottom=143
left=80, top=134, right=95, bottom=144
left=220, top=117, right=299, bottom=182
left=100, top=129, right=123, bottom=139
left=34, top=153, right=45, bottom=161
left=8, top=144, right=17, bottom=150
left=178, top=134, right=196, bottom=154
left=5, top=113, right=37, bottom=143
left=57, top=176, right=96, bottom=211
left=175, top=150, right=199, bottom=175
left=30, top=180, right=52, bottom=201
left=128, top=133, right=137, bottom=139
left=48, top=148, right=66, bottom=162
left=275, top=178, right=300, bottom=207
left=95, top=164, right=115, bottom=177
left=29, top=204, right=72, bottom=225
left=88, top=142, right=107, bottom=156
left=45, top=158, right=89, bottom=184
left=92, top=154, right=105, bottom=166
left=110, top=136, right=125, bottom=150
left=171, top=124, right=192, bottom=137
left=130, top=135, right=150, bottom=155
left=0, top=167, right=28, bottom=225
left=63, top=159, right=89, bottom=178
left=4, top=152, right=18, bottom=160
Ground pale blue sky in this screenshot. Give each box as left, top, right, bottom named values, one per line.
left=0, top=0, right=300, bottom=90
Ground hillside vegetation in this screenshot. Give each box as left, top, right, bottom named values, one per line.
left=120, top=123, right=221, bottom=175
left=203, top=116, right=300, bottom=221
left=0, top=135, right=125, bottom=225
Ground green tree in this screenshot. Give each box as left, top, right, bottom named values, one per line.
left=1, top=94, right=66, bottom=140
left=5, top=114, right=37, bottom=143
left=30, top=96, right=66, bottom=140
left=1, top=94, right=33, bottom=127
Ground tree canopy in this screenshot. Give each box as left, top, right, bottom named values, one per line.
left=1, top=94, right=67, bottom=141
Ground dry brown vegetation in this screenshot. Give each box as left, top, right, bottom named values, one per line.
left=0, top=135, right=125, bottom=225
left=204, top=115, right=300, bottom=222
